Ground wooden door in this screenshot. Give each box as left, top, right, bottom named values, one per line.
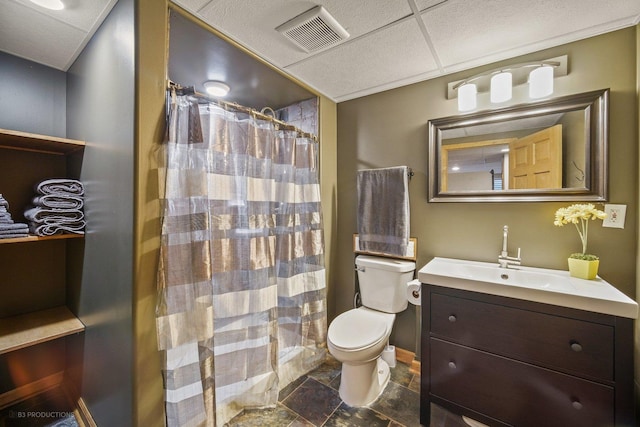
left=509, top=125, right=562, bottom=189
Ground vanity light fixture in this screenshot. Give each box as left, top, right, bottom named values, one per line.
left=490, top=71, right=512, bottom=103
left=528, top=65, right=554, bottom=98
left=29, top=0, right=64, bottom=10
left=457, top=83, right=477, bottom=112
left=449, top=55, right=566, bottom=112
left=203, top=80, right=230, bottom=97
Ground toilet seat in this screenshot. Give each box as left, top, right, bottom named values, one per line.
left=328, top=309, right=389, bottom=351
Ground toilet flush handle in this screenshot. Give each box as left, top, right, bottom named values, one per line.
left=355, top=266, right=365, bottom=272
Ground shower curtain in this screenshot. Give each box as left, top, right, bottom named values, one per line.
left=156, top=94, right=327, bottom=427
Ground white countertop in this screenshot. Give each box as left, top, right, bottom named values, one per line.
left=418, top=257, right=638, bottom=319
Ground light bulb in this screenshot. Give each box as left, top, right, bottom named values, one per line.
left=529, top=65, right=554, bottom=98
left=490, top=72, right=512, bottom=103
left=457, top=83, right=477, bottom=112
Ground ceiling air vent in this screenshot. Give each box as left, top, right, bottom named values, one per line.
left=276, top=6, right=349, bottom=53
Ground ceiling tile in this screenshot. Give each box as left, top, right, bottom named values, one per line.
left=0, top=1, right=88, bottom=70
left=286, top=18, right=439, bottom=101
left=172, top=0, right=211, bottom=13
left=422, top=0, right=640, bottom=70
left=12, top=0, right=116, bottom=32
left=194, top=0, right=413, bottom=68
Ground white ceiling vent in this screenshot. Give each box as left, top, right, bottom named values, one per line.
left=276, top=6, right=349, bottom=53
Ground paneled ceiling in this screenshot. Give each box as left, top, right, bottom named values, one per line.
left=2, top=0, right=639, bottom=105
left=0, top=0, right=117, bottom=71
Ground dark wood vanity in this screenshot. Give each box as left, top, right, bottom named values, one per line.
left=420, top=284, right=634, bottom=427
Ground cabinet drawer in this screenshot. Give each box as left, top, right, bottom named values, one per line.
left=430, top=292, right=614, bottom=381
left=430, top=338, right=614, bottom=427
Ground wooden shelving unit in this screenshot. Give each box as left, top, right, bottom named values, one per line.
left=0, top=127, right=87, bottom=410
left=0, top=306, right=85, bottom=355
left=0, top=128, right=85, bottom=155
left=0, top=234, right=84, bottom=244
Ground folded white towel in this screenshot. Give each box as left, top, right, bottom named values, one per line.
left=24, top=207, right=84, bottom=224
left=36, top=179, right=84, bottom=196
left=0, top=223, right=29, bottom=232
left=29, top=223, right=85, bottom=236
left=24, top=206, right=85, bottom=236
left=32, top=194, right=84, bottom=210
left=0, top=233, right=28, bottom=239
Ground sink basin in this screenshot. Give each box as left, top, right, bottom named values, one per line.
left=419, top=257, right=638, bottom=319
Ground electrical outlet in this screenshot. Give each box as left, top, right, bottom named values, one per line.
left=602, top=204, right=626, bottom=229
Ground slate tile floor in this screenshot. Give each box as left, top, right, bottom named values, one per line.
left=227, top=356, right=469, bottom=427
left=0, top=387, right=79, bottom=427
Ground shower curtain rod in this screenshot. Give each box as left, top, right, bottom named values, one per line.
left=168, top=80, right=318, bottom=141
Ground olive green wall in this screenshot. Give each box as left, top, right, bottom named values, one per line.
left=135, top=0, right=167, bottom=426
left=635, top=21, right=640, bottom=422
left=336, top=27, right=638, bottom=355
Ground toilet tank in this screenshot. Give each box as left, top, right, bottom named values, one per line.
left=355, top=255, right=416, bottom=313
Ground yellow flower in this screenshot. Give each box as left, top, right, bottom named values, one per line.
left=553, top=204, right=606, bottom=256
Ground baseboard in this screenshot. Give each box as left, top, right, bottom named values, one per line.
left=395, top=347, right=421, bottom=375
left=63, top=378, right=97, bottom=427
left=0, top=371, right=64, bottom=410
left=395, top=347, right=413, bottom=365
left=410, top=359, right=421, bottom=376
left=73, top=396, right=97, bottom=427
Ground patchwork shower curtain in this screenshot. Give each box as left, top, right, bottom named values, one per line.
left=156, top=94, right=327, bottom=427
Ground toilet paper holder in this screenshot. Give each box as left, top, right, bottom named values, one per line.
left=407, top=279, right=422, bottom=306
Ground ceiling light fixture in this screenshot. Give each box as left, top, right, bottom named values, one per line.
left=457, top=83, right=477, bottom=112
left=528, top=65, right=554, bottom=99
left=449, top=56, right=566, bottom=112
left=203, top=80, right=230, bottom=97
left=490, top=71, right=512, bottom=103
left=29, top=0, right=64, bottom=10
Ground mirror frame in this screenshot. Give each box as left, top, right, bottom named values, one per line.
left=428, top=89, right=609, bottom=202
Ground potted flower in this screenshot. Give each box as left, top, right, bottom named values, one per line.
left=553, top=203, right=607, bottom=279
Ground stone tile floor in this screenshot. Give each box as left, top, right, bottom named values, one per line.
left=0, top=387, right=79, bottom=427
left=227, top=356, right=469, bottom=427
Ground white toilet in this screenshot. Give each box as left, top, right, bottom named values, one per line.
left=328, top=255, right=416, bottom=407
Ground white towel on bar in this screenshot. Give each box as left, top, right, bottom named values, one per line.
left=357, top=166, right=410, bottom=256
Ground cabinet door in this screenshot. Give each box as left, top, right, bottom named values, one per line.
left=430, top=292, right=614, bottom=381
left=430, top=338, right=614, bottom=427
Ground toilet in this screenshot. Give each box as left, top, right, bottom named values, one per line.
left=328, top=255, right=416, bottom=406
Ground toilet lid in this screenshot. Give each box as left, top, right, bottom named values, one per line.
left=328, top=309, right=388, bottom=350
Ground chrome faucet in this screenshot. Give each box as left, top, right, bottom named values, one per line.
left=498, top=225, right=521, bottom=268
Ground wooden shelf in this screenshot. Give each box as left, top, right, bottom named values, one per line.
left=0, top=234, right=84, bottom=244
left=0, top=306, right=85, bottom=355
left=0, top=128, right=85, bottom=155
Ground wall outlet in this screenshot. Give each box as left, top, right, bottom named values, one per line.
left=602, top=204, right=626, bottom=229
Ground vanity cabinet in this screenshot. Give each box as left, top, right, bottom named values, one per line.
left=420, top=284, right=634, bottom=427
left=0, top=128, right=85, bottom=408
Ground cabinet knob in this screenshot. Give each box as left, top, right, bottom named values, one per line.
left=448, top=361, right=456, bottom=369
left=570, top=341, right=583, bottom=352
left=448, top=315, right=457, bottom=323
left=571, top=400, right=583, bottom=410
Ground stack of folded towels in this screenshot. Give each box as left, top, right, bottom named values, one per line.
left=0, top=194, right=29, bottom=239
left=24, top=178, right=86, bottom=236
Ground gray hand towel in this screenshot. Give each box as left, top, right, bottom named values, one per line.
left=357, top=166, right=410, bottom=256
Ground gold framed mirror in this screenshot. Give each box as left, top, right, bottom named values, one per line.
left=428, top=89, right=609, bottom=202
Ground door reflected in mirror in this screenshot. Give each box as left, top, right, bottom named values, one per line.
left=429, top=89, right=608, bottom=202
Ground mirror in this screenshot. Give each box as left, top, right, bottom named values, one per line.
left=428, top=89, right=609, bottom=202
